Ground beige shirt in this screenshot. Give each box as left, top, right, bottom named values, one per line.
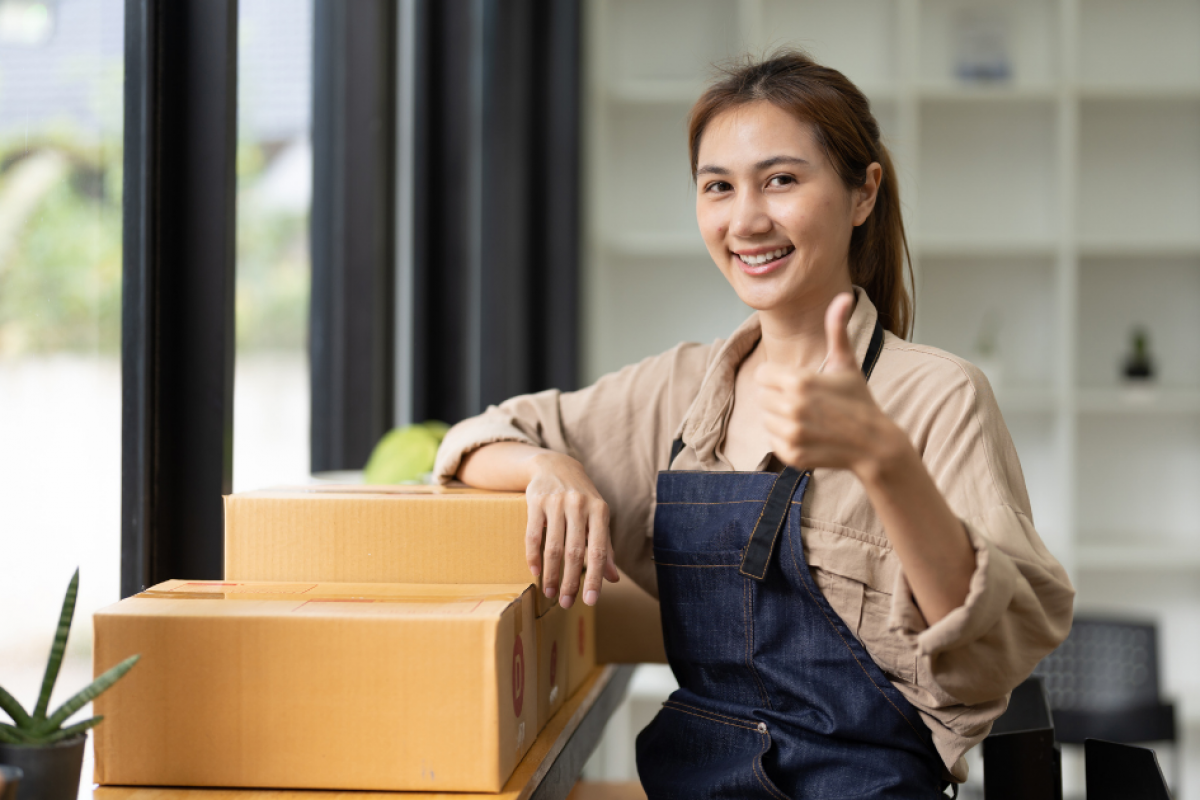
left=434, top=287, right=1075, bottom=782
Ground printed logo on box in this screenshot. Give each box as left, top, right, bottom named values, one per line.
left=512, top=636, right=525, bottom=717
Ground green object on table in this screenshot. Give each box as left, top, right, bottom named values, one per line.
left=363, top=420, right=451, bottom=484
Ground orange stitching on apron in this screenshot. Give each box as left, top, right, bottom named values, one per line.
left=745, top=576, right=773, bottom=710
left=785, top=521, right=929, bottom=745
left=653, top=561, right=738, bottom=568
left=753, top=740, right=792, bottom=800
left=662, top=700, right=761, bottom=732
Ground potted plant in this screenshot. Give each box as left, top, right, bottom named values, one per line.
left=0, top=570, right=139, bottom=800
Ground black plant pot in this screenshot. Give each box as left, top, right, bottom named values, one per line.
left=0, top=735, right=86, bottom=800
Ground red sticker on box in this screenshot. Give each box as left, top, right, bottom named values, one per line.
left=513, top=636, right=525, bottom=716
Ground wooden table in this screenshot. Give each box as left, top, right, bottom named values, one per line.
left=93, top=665, right=636, bottom=800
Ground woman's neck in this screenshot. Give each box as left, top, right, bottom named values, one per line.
left=757, top=284, right=856, bottom=372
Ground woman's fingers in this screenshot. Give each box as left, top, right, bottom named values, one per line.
left=581, top=503, right=612, bottom=605
left=525, top=499, right=546, bottom=578
left=541, top=498, right=567, bottom=600
left=558, top=493, right=591, bottom=607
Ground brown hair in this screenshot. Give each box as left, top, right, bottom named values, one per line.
left=688, top=50, right=914, bottom=339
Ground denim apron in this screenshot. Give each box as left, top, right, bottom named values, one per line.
left=635, top=319, right=950, bottom=799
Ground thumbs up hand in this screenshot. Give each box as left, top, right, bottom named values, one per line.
left=756, top=292, right=896, bottom=479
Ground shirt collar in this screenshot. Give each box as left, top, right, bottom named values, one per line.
left=679, top=286, right=882, bottom=468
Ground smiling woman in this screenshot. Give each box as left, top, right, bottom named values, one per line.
left=435, top=50, right=1074, bottom=798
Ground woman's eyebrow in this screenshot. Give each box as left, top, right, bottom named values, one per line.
left=696, top=155, right=809, bottom=177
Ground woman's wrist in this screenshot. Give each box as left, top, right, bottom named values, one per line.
left=854, top=415, right=917, bottom=489
left=523, top=448, right=579, bottom=481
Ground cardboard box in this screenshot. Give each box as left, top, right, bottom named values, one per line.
left=566, top=599, right=596, bottom=697
left=93, top=579, right=538, bottom=792
left=224, top=485, right=557, bottom=616
left=535, top=604, right=568, bottom=732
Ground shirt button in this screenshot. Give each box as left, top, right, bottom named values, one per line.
left=757, top=722, right=767, bottom=733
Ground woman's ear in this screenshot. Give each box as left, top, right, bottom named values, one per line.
left=852, top=162, right=883, bottom=227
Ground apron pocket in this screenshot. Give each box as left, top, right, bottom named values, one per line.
left=636, top=699, right=793, bottom=800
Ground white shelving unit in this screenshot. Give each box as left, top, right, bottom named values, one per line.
left=583, top=0, right=1200, bottom=795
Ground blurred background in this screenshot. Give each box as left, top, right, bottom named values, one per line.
left=1, top=0, right=1198, bottom=797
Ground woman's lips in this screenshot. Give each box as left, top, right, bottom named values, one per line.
left=733, top=248, right=793, bottom=276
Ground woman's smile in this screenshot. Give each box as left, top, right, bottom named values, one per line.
left=733, top=244, right=796, bottom=275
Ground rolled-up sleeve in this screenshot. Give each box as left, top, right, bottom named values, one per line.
left=883, top=352, right=1075, bottom=707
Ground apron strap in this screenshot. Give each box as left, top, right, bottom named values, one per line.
left=739, top=316, right=886, bottom=581
left=739, top=466, right=807, bottom=579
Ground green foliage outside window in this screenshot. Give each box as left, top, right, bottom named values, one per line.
left=0, top=137, right=308, bottom=357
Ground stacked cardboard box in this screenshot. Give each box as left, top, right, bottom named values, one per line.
left=92, top=485, right=596, bottom=792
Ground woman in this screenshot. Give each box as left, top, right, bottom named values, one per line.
left=434, top=51, right=1073, bottom=797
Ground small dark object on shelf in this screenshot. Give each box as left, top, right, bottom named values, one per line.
left=983, top=676, right=1062, bottom=800
left=1123, top=326, right=1156, bottom=381
left=1085, top=739, right=1172, bottom=800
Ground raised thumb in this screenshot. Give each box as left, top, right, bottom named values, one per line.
left=823, top=292, right=856, bottom=373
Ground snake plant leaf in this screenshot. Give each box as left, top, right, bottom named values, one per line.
left=0, top=685, right=32, bottom=728
left=0, top=721, right=32, bottom=744
left=41, top=715, right=104, bottom=745
left=38, top=654, right=139, bottom=735
left=34, top=568, right=78, bottom=720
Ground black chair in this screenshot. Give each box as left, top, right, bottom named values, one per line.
left=983, top=675, right=1062, bottom=800
left=1085, top=739, right=1172, bottom=800
left=1034, top=616, right=1178, bottom=792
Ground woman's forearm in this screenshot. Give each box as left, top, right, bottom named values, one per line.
left=857, top=424, right=976, bottom=627
left=457, top=441, right=558, bottom=490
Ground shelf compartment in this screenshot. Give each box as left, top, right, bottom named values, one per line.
left=918, top=0, right=1059, bottom=89
left=600, top=232, right=707, bottom=258
left=917, top=85, right=1058, bottom=103
left=1076, top=538, right=1200, bottom=571
left=1078, top=85, right=1200, bottom=103
left=760, top=0, right=899, bottom=95
left=1076, top=388, right=1200, bottom=415
left=605, top=80, right=709, bottom=106
left=1077, top=256, right=1200, bottom=389
left=1007, top=414, right=1069, bottom=546
left=914, top=238, right=1058, bottom=259
left=1076, top=415, right=1200, bottom=540
left=1078, top=100, right=1200, bottom=249
left=584, top=254, right=751, bottom=384
left=605, top=0, right=742, bottom=84
left=918, top=100, right=1058, bottom=246
left=597, top=104, right=696, bottom=243
left=1078, top=241, right=1200, bottom=259
left=1079, top=0, right=1200, bottom=92
left=914, top=256, right=1059, bottom=391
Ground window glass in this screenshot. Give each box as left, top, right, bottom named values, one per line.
left=233, top=0, right=313, bottom=492
left=0, top=0, right=125, bottom=789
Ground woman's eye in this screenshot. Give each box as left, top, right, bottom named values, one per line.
left=768, top=174, right=795, bottom=188
left=704, top=180, right=732, bottom=194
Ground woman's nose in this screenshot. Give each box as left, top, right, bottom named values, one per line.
left=729, top=191, right=771, bottom=238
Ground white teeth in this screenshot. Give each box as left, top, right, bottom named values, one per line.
left=737, top=247, right=792, bottom=266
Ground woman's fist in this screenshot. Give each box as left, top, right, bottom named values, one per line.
left=755, top=293, right=899, bottom=479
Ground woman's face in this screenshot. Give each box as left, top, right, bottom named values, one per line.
left=695, top=101, right=878, bottom=315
